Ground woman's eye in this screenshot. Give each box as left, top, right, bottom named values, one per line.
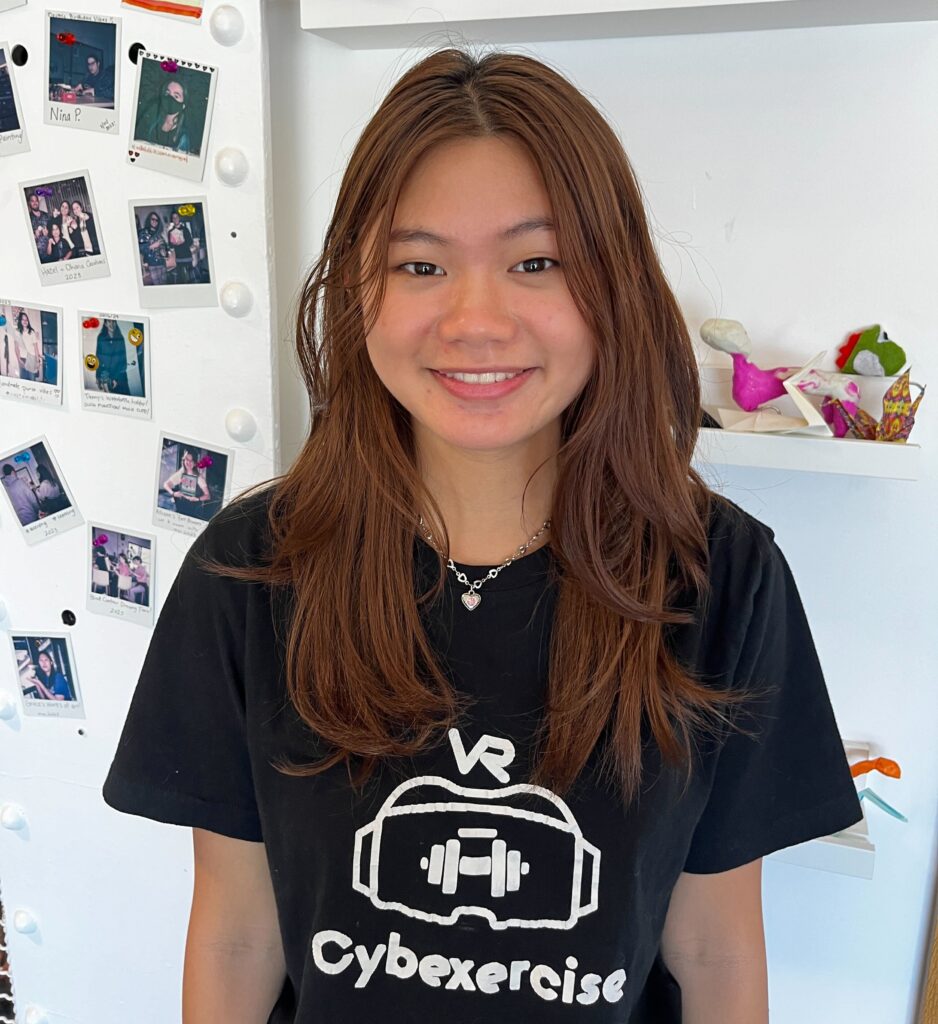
left=399, top=261, right=443, bottom=276
left=511, top=257, right=558, bottom=273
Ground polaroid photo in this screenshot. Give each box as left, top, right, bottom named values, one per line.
left=0, top=301, right=63, bottom=407
left=20, top=171, right=110, bottom=285
left=122, top=0, right=202, bottom=22
left=128, top=52, right=216, bottom=181
left=10, top=633, right=84, bottom=719
left=154, top=433, right=231, bottom=537
left=0, top=43, right=29, bottom=156
left=79, top=311, right=151, bottom=419
left=45, top=12, right=120, bottom=136
left=0, top=435, right=82, bottom=545
left=87, top=523, right=155, bottom=627
left=131, top=198, right=216, bottom=308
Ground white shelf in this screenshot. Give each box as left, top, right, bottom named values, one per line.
left=694, top=428, right=921, bottom=480
left=299, top=0, right=938, bottom=48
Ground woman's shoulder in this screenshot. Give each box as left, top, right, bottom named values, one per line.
left=702, top=493, right=779, bottom=599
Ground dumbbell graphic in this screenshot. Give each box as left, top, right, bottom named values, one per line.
left=420, top=828, right=530, bottom=897
left=353, top=775, right=601, bottom=931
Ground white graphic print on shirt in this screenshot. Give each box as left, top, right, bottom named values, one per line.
left=311, top=729, right=628, bottom=1006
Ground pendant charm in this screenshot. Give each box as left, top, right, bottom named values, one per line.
left=461, top=591, right=482, bottom=611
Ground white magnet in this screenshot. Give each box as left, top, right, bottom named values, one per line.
left=0, top=692, right=17, bottom=720
left=215, top=147, right=249, bottom=186
left=0, top=803, right=26, bottom=830
left=13, top=909, right=38, bottom=934
left=210, top=4, right=245, bottom=46
left=220, top=281, right=253, bottom=318
left=25, top=1008, right=49, bottom=1024
left=225, top=408, right=258, bottom=443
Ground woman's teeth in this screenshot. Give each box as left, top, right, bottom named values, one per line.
left=439, top=371, right=523, bottom=383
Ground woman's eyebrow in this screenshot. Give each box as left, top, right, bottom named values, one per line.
left=388, top=217, right=555, bottom=247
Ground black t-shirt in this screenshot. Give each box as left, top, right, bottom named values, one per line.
left=103, top=491, right=861, bottom=1022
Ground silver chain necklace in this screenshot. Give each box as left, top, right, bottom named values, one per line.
left=418, top=516, right=551, bottom=611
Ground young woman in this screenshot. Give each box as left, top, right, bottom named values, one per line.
left=94, top=319, right=130, bottom=395
left=162, top=449, right=211, bottom=518
left=13, top=310, right=42, bottom=382
left=104, top=49, right=861, bottom=1023
left=35, top=650, right=71, bottom=701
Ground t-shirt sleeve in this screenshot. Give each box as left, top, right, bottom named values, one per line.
left=683, top=534, right=862, bottom=874
left=102, top=521, right=263, bottom=842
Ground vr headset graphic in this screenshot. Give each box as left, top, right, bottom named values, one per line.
left=352, top=773, right=601, bottom=931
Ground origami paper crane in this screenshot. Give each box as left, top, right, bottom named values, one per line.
left=829, top=370, right=925, bottom=442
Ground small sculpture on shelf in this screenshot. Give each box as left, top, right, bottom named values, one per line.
left=850, top=756, right=907, bottom=823
left=699, top=318, right=860, bottom=435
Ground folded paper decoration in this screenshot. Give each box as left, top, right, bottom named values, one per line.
left=830, top=370, right=925, bottom=442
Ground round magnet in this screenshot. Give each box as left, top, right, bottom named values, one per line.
left=13, top=451, right=30, bottom=463
left=0, top=315, right=6, bottom=326
left=13, top=910, right=37, bottom=934
left=129, top=328, right=144, bottom=346
left=215, top=147, right=249, bottom=187
left=210, top=5, right=245, bottom=46
left=25, top=1008, right=49, bottom=1024
left=85, top=354, right=99, bottom=371
left=220, top=281, right=252, bottom=318
left=178, top=203, right=196, bottom=217
left=82, top=317, right=100, bottom=329
left=225, top=407, right=257, bottom=443
left=1, top=804, right=26, bottom=830
left=93, top=533, right=109, bottom=546
left=0, top=694, right=17, bottom=721
left=160, top=59, right=179, bottom=73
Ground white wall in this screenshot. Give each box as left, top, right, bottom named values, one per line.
left=268, top=8, right=938, bottom=1024
left=0, top=0, right=279, bottom=1020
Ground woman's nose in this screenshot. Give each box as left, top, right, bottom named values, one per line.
left=437, top=274, right=516, bottom=345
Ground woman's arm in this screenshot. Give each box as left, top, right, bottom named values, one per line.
left=660, top=859, right=768, bottom=1024
left=184, top=829, right=286, bottom=1024
left=198, top=477, right=211, bottom=501
left=163, top=469, right=182, bottom=495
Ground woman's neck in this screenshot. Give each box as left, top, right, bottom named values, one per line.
left=415, top=426, right=559, bottom=565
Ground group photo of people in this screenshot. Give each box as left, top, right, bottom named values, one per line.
left=135, top=203, right=210, bottom=286
left=0, top=305, right=58, bottom=386
left=81, top=317, right=146, bottom=398
left=13, top=635, right=77, bottom=704
left=25, top=175, right=101, bottom=265
left=0, top=441, right=71, bottom=527
left=156, top=437, right=227, bottom=523
left=47, top=15, right=117, bottom=109
left=90, top=528, right=152, bottom=607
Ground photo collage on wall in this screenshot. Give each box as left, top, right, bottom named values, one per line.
left=2, top=0, right=239, bottom=724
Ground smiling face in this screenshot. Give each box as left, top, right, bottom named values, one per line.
left=182, top=451, right=195, bottom=472
left=364, top=136, right=595, bottom=464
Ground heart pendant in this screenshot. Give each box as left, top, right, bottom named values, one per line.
left=461, top=591, right=481, bottom=611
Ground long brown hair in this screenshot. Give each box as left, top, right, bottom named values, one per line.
left=232, top=47, right=739, bottom=802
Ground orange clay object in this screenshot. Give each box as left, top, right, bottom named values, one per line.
left=851, top=757, right=901, bottom=780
